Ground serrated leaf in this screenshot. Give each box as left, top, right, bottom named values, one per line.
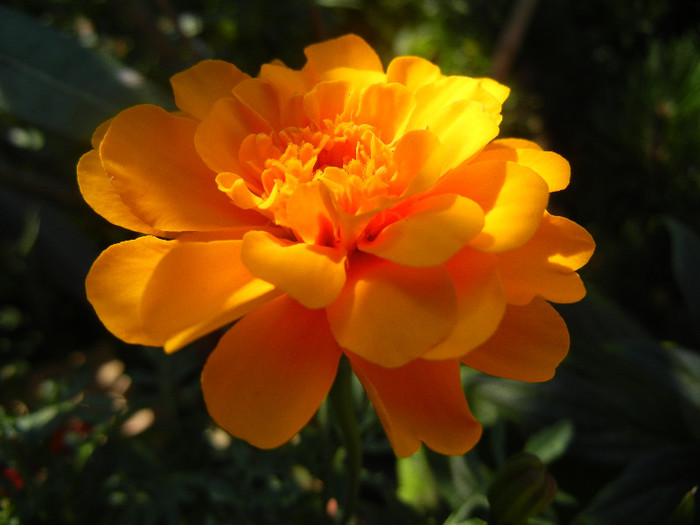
left=0, top=6, right=170, bottom=141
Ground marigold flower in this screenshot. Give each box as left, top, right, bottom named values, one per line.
left=79, top=34, right=594, bottom=457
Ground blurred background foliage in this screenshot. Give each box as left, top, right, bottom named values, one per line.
left=1, top=0, right=699, bottom=523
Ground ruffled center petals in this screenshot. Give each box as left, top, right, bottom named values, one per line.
left=171, top=59, right=250, bottom=121
left=347, top=355, right=482, bottom=457
left=461, top=298, right=569, bottom=382
left=358, top=193, right=484, bottom=267
left=303, top=81, right=357, bottom=128
left=423, top=248, right=506, bottom=360
left=475, top=140, right=571, bottom=192
left=140, top=240, right=279, bottom=352
left=326, top=255, right=457, bottom=367
left=85, top=236, right=172, bottom=346
left=78, top=150, right=169, bottom=237
left=303, top=34, right=384, bottom=82
left=241, top=231, right=347, bottom=309
left=100, top=105, right=261, bottom=232
left=202, top=295, right=342, bottom=449
left=498, top=213, right=596, bottom=305
left=434, top=160, right=550, bottom=253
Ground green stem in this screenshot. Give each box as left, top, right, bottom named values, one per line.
left=329, top=356, right=362, bottom=525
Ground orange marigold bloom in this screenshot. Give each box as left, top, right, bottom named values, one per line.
left=79, top=35, right=594, bottom=457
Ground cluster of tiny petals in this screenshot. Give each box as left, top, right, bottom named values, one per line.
left=234, top=113, right=399, bottom=244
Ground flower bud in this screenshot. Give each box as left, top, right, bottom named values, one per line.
left=487, top=452, right=558, bottom=525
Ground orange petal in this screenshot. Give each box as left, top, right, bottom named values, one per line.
left=303, top=34, right=384, bottom=82
left=475, top=140, right=571, bottom=192
left=85, top=236, right=172, bottom=346
left=435, top=160, right=550, bottom=253
left=140, top=240, right=279, bottom=352
left=386, top=56, right=442, bottom=92
left=498, top=213, right=595, bottom=304
left=171, top=59, right=250, bottom=120
left=423, top=249, right=506, bottom=360
left=461, top=298, right=569, bottom=382
left=195, top=96, right=272, bottom=175
left=354, top=83, right=415, bottom=143
left=241, top=231, right=347, bottom=309
left=202, top=295, right=342, bottom=449
left=77, top=150, right=168, bottom=236
left=348, top=355, right=482, bottom=457
left=232, top=78, right=280, bottom=130
left=326, top=255, right=457, bottom=367
left=390, top=129, right=441, bottom=196
left=100, top=105, right=259, bottom=231
left=358, top=194, right=484, bottom=267
left=302, top=80, right=357, bottom=128
left=259, top=63, right=308, bottom=127
left=285, top=181, right=339, bottom=245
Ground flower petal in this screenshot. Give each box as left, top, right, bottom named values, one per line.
left=423, top=249, right=506, bottom=359
left=498, top=213, right=595, bottom=304
left=475, top=140, right=571, bottom=192
left=386, top=56, right=442, bottom=92
left=202, top=295, right=342, bottom=449
left=171, top=59, right=250, bottom=120
left=241, top=231, right=347, bottom=309
left=434, top=160, right=550, bottom=252
left=358, top=194, right=484, bottom=267
left=195, top=96, right=272, bottom=175
left=326, top=255, right=457, bottom=367
left=348, top=355, right=482, bottom=457
left=100, top=105, right=259, bottom=231
left=140, top=239, right=279, bottom=352
left=302, top=80, right=357, bottom=128
left=461, top=298, right=569, bottom=382
left=77, top=150, right=168, bottom=236
left=354, top=83, right=415, bottom=143
left=303, top=34, right=384, bottom=81
left=85, top=236, right=172, bottom=346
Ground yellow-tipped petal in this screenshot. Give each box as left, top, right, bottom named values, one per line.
left=358, top=194, right=484, bottom=267
left=241, top=231, right=347, bottom=309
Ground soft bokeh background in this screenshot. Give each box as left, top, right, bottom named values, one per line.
left=1, top=1, right=699, bottom=523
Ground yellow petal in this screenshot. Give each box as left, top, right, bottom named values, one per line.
left=85, top=236, right=172, bottom=346
left=171, top=59, right=250, bottom=120
left=354, top=83, right=415, bottom=143
left=202, top=296, right=342, bottom=449
left=498, top=213, right=595, bottom=304
left=475, top=140, right=571, bottom=192
left=303, top=34, right=384, bottom=81
left=100, top=105, right=260, bottom=231
left=475, top=77, right=510, bottom=104
left=326, top=255, right=457, bottom=367
left=77, top=150, right=168, bottom=236
left=195, top=96, right=272, bottom=174
left=241, top=231, right=347, bottom=309
left=348, top=355, right=482, bottom=457
left=435, top=160, right=550, bottom=253
left=386, top=56, right=442, bottom=92
left=140, top=240, right=279, bottom=352
left=302, top=80, right=357, bottom=127
left=423, top=249, right=506, bottom=359
left=461, top=298, right=569, bottom=382
left=358, top=194, right=484, bottom=267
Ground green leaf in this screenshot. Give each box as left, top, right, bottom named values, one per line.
left=523, top=420, right=574, bottom=464
left=665, top=217, right=700, bottom=335
left=665, top=486, right=697, bottom=525
left=397, top=447, right=440, bottom=512
left=0, top=6, right=170, bottom=142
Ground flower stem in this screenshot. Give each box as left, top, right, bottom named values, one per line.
left=329, top=356, right=362, bottom=524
